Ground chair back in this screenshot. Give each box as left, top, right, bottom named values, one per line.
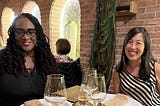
left=57, top=58, right=82, bottom=88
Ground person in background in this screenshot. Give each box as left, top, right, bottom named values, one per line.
left=112, top=27, right=160, bottom=105
left=55, top=38, right=73, bottom=63
left=55, top=38, right=82, bottom=88
left=0, top=13, right=57, bottom=106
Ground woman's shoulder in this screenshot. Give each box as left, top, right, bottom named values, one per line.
left=0, top=47, right=6, bottom=58
left=155, top=62, right=160, bottom=72
left=112, top=70, right=120, bottom=80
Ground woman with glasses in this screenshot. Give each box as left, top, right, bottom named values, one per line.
left=0, top=13, right=57, bottom=106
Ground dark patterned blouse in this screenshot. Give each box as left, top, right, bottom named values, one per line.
left=55, top=55, right=73, bottom=63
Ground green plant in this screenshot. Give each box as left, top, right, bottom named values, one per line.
left=90, top=0, right=118, bottom=90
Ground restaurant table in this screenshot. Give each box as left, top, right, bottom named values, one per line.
left=67, top=86, right=143, bottom=106
left=20, top=86, right=80, bottom=106
left=21, top=86, right=143, bottom=106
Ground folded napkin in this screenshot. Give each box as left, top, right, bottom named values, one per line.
left=20, top=99, right=72, bottom=106
left=39, top=99, right=72, bottom=106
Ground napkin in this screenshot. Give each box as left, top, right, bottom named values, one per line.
left=66, top=86, right=80, bottom=103
left=20, top=99, right=72, bottom=106
left=91, top=92, right=107, bottom=100
left=39, top=99, right=72, bottom=106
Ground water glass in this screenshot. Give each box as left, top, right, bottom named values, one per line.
left=78, top=68, right=97, bottom=106
left=81, top=68, right=97, bottom=84
left=86, top=74, right=107, bottom=106
left=44, top=74, right=67, bottom=106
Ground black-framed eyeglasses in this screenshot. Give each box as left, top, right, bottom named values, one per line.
left=14, top=28, right=37, bottom=38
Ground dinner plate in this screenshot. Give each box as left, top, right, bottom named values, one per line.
left=20, top=99, right=73, bottom=106
left=102, top=94, right=143, bottom=106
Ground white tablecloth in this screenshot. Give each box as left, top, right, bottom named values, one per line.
left=102, top=94, right=143, bottom=106
left=20, top=99, right=72, bottom=106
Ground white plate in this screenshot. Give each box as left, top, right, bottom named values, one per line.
left=102, top=94, right=143, bottom=106
left=20, top=99, right=73, bottom=106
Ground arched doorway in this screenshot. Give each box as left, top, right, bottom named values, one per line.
left=50, top=0, right=80, bottom=60
left=22, top=1, right=41, bottom=23
left=1, top=7, right=14, bottom=46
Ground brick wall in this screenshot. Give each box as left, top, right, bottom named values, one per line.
left=0, top=0, right=97, bottom=68
left=115, top=0, right=160, bottom=65
left=0, top=0, right=160, bottom=69
left=79, top=0, right=96, bottom=67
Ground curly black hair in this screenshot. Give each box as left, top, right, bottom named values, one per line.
left=0, top=13, right=57, bottom=76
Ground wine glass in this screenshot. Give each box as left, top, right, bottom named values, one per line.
left=78, top=68, right=97, bottom=106
left=44, top=74, right=67, bottom=106
left=86, top=74, right=107, bottom=106
left=81, top=68, right=97, bottom=84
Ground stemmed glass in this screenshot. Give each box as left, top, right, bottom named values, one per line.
left=78, top=68, right=97, bottom=106
left=86, top=74, right=107, bottom=106
left=44, top=74, right=67, bottom=106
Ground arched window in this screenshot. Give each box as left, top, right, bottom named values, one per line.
left=50, top=0, right=80, bottom=60
left=1, top=7, right=14, bottom=46
left=22, top=1, right=41, bottom=23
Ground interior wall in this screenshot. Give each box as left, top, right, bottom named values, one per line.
left=115, top=0, right=160, bottom=65
left=0, top=0, right=160, bottom=68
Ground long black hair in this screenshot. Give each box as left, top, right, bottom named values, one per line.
left=116, top=27, right=152, bottom=81
left=0, top=13, right=57, bottom=76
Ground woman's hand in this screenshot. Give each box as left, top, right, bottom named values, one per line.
left=23, top=99, right=43, bottom=106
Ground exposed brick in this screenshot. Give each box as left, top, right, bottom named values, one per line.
left=151, top=38, right=160, bottom=44
left=155, top=26, right=160, bottom=31
left=138, top=8, right=145, bottom=14
left=145, top=19, right=160, bottom=25
left=156, top=12, right=160, bottom=18
left=137, top=13, right=155, bottom=19
left=138, top=0, right=156, bottom=7
left=115, top=21, right=126, bottom=27
left=128, top=20, right=145, bottom=26
left=144, top=26, right=154, bottom=32
left=146, top=5, right=160, bottom=12
left=1, top=1, right=160, bottom=93
left=149, top=32, right=160, bottom=38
